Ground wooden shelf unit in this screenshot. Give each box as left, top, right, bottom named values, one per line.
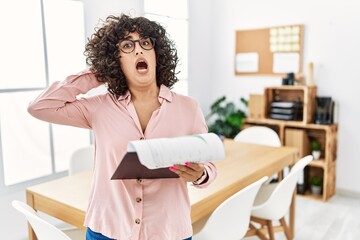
left=245, top=86, right=338, bottom=201
left=264, top=85, right=317, bottom=124
left=309, top=159, right=325, bottom=168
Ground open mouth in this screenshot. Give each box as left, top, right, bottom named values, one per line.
left=136, top=60, right=148, bottom=71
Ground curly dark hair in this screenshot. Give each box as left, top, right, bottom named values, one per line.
left=84, top=14, right=179, bottom=96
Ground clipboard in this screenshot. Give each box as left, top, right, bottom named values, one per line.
left=111, top=152, right=179, bottom=180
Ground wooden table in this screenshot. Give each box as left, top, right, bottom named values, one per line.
left=26, top=139, right=298, bottom=240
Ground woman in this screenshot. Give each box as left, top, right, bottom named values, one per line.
left=28, top=14, right=217, bottom=240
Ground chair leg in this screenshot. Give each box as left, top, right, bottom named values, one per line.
left=266, top=220, right=275, bottom=240
left=257, top=229, right=269, bottom=240
left=250, top=216, right=292, bottom=240
left=278, top=170, right=283, bottom=181
left=246, top=223, right=257, bottom=236
left=246, top=223, right=269, bottom=240
left=280, top=217, right=292, bottom=240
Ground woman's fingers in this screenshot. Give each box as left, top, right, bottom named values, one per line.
left=169, top=162, right=204, bottom=182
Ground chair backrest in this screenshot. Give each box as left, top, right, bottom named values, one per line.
left=251, top=155, right=313, bottom=220
left=194, top=176, right=269, bottom=240
left=234, top=126, right=281, bottom=147
left=69, top=145, right=94, bottom=175
left=12, top=200, right=72, bottom=240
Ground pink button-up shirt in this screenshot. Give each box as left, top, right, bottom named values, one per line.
left=28, top=71, right=217, bottom=240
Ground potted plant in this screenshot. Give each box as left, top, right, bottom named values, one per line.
left=310, top=175, right=323, bottom=195
left=311, top=140, right=321, bottom=160
left=206, top=96, right=247, bottom=139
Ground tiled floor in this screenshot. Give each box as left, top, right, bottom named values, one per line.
left=295, top=194, right=360, bottom=240
left=245, top=194, right=360, bottom=240
left=1, top=190, right=360, bottom=240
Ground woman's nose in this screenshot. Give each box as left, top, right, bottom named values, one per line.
left=134, top=42, right=143, bottom=55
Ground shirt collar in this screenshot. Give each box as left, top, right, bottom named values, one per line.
left=117, top=84, right=173, bottom=105
left=158, top=84, right=173, bottom=103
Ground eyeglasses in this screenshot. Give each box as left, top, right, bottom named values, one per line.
left=117, top=37, right=156, bottom=54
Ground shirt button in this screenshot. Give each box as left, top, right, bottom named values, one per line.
left=136, top=197, right=142, bottom=203
left=140, top=137, right=144, bottom=140
left=135, top=218, right=141, bottom=224
left=136, top=179, right=142, bottom=184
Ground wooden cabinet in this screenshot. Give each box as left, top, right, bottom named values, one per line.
left=248, top=94, right=265, bottom=119
left=245, top=86, right=338, bottom=201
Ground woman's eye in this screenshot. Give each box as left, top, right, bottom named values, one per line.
left=141, top=39, right=151, bottom=46
left=123, top=42, right=133, bottom=49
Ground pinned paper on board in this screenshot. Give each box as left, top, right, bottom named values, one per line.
left=273, top=53, right=300, bottom=73
left=235, top=52, right=259, bottom=73
left=269, top=25, right=301, bottom=53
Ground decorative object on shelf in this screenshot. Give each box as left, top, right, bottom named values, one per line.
left=269, top=100, right=303, bottom=121
left=282, top=72, right=295, bottom=85
left=310, top=175, right=323, bottom=195
left=314, top=96, right=335, bottom=124
left=297, top=166, right=309, bottom=195
left=311, top=140, right=321, bottom=160
left=206, top=96, right=247, bottom=139
left=306, top=62, right=314, bottom=86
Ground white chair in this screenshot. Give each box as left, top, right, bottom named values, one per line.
left=234, top=126, right=281, bottom=147
left=234, top=126, right=282, bottom=182
left=193, top=176, right=269, bottom=240
left=69, top=145, right=94, bottom=175
left=247, top=155, right=313, bottom=240
left=51, top=145, right=94, bottom=232
left=11, top=200, right=85, bottom=240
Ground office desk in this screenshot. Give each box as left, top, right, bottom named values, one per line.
left=26, top=140, right=298, bottom=240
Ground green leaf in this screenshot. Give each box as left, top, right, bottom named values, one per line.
left=206, top=96, right=227, bottom=120
left=311, top=140, right=321, bottom=151
left=226, top=113, right=243, bottom=128
left=210, top=96, right=226, bottom=112
left=206, top=95, right=248, bottom=139
left=240, top=97, right=248, bottom=107
left=310, top=176, right=323, bottom=186
left=224, top=102, right=235, bottom=116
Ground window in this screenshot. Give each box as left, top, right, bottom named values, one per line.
left=0, top=0, right=89, bottom=192
left=144, top=0, right=189, bottom=95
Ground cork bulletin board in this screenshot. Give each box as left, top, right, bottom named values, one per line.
left=234, top=24, right=304, bottom=76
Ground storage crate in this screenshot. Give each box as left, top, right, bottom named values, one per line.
left=264, top=86, right=317, bottom=124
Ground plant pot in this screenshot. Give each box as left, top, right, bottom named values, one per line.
left=311, top=185, right=322, bottom=195
left=312, top=150, right=321, bottom=160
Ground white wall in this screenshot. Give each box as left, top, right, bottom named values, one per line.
left=187, top=0, right=214, bottom=110
left=83, top=0, right=143, bottom=39
left=188, top=0, right=360, bottom=194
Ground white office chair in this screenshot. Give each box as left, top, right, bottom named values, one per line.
left=247, top=155, right=313, bottom=240
left=234, top=126, right=284, bottom=182
left=69, top=145, right=94, bottom=175
left=234, top=126, right=281, bottom=147
left=49, top=145, right=94, bottom=233
left=11, top=200, right=86, bottom=240
left=193, top=176, right=269, bottom=240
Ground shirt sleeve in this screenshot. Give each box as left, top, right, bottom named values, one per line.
left=191, top=101, right=218, bottom=188
left=27, top=70, right=104, bottom=129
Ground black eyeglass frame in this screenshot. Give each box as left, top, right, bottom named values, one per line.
left=117, top=37, right=156, bottom=54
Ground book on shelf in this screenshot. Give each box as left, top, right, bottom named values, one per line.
left=111, top=133, right=225, bottom=180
